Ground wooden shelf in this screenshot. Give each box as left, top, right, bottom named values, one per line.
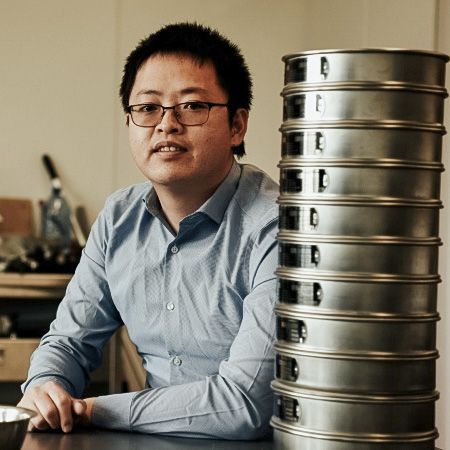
left=0, top=273, right=72, bottom=299
left=0, top=337, right=40, bottom=381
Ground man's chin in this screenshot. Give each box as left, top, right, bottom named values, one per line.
left=144, top=170, right=195, bottom=189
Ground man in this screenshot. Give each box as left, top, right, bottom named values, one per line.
left=19, top=22, right=278, bottom=439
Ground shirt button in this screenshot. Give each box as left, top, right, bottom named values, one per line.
left=172, top=356, right=182, bottom=366
left=166, top=302, right=175, bottom=311
left=171, top=245, right=179, bottom=254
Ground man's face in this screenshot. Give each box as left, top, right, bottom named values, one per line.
left=127, top=53, right=247, bottom=192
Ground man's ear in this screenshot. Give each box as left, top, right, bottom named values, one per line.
left=230, top=109, right=249, bottom=147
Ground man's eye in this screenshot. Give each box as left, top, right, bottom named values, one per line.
left=182, top=102, right=207, bottom=111
left=139, top=104, right=160, bottom=113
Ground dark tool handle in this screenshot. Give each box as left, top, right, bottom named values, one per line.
left=42, top=154, right=59, bottom=181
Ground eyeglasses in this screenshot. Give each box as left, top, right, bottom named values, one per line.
left=127, top=101, right=228, bottom=127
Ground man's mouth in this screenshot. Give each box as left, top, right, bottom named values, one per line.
left=157, top=146, right=183, bottom=152
left=153, top=143, right=186, bottom=153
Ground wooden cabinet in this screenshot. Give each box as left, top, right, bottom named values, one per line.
left=0, top=273, right=109, bottom=400
left=0, top=273, right=70, bottom=300
left=0, top=338, right=39, bottom=381
left=0, top=272, right=145, bottom=398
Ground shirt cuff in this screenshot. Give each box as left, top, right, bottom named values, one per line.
left=21, top=375, right=76, bottom=396
left=91, top=392, right=136, bottom=431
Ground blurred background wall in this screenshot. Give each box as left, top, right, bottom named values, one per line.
left=1, top=0, right=448, bottom=447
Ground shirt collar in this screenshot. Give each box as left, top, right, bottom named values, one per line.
left=144, top=186, right=163, bottom=218
left=197, top=161, right=241, bottom=224
left=143, top=161, right=241, bottom=225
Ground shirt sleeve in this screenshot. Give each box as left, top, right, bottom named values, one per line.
left=21, top=203, right=123, bottom=397
left=91, top=218, right=278, bottom=439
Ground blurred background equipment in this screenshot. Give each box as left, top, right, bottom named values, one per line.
left=0, top=154, right=86, bottom=274
left=0, top=199, right=34, bottom=237
left=41, top=154, right=86, bottom=250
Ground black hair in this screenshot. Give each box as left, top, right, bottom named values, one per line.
left=120, top=22, right=252, bottom=157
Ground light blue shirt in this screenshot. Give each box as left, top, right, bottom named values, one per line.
left=22, top=162, right=279, bottom=439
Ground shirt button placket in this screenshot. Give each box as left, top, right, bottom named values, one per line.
left=171, top=245, right=179, bottom=254
left=166, top=302, right=175, bottom=311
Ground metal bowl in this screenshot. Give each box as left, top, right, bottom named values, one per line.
left=0, top=405, right=35, bottom=450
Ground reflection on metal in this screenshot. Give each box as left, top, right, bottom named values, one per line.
left=273, top=48, right=448, bottom=449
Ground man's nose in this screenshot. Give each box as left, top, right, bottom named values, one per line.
left=156, top=107, right=181, bottom=133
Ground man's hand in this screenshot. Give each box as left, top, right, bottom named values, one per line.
left=17, top=381, right=95, bottom=433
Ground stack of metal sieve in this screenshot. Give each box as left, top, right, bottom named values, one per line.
left=270, top=49, right=449, bottom=450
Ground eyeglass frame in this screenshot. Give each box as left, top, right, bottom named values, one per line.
left=126, top=101, right=229, bottom=127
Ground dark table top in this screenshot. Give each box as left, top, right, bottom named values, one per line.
left=21, top=429, right=444, bottom=450
left=22, top=429, right=275, bottom=450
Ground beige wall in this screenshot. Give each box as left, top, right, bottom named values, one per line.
left=1, top=0, right=448, bottom=447
left=0, top=0, right=117, bottom=226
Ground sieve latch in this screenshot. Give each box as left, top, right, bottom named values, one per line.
left=276, top=396, right=300, bottom=422
left=320, top=56, right=329, bottom=79
left=279, top=244, right=320, bottom=268
left=314, top=169, right=329, bottom=192
left=281, top=131, right=324, bottom=157
left=311, top=245, right=320, bottom=265
left=314, top=283, right=323, bottom=305
left=277, top=317, right=308, bottom=343
left=315, top=131, right=325, bottom=154
left=278, top=280, right=322, bottom=306
left=276, top=354, right=299, bottom=382
left=310, top=208, right=319, bottom=228
left=315, top=94, right=325, bottom=114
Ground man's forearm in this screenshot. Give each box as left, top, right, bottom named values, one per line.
left=22, top=335, right=97, bottom=398
left=91, top=373, right=273, bottom=439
